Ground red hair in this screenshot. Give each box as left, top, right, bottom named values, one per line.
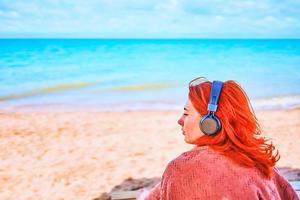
left=189, top=80, right=280, bottom=179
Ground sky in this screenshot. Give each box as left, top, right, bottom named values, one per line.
left=0, top=0, right=300, bottom=38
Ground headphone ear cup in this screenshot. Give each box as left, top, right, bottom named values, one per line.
left=200, top=115, right=221, bottom=135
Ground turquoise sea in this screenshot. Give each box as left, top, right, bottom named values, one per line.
left=0, top=39, right=300, bottom=111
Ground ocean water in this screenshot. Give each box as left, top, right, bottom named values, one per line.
left=0, top=39, right=300, bottom=111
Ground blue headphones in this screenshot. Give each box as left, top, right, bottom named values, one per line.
left=200, top=80, right=223, bottom=135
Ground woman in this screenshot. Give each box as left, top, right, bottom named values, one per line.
left=138, top=77, right=299, bottom=200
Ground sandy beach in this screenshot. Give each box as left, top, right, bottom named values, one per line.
left=0, top=108, right=299, bottom=200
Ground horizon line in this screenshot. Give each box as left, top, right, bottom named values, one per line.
left=1, top=37, right=300, bottom=40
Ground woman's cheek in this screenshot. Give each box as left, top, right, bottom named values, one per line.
left=185, top=118, right=191, bottom=131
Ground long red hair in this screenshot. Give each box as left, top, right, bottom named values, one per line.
left=189, top=80, right=280, bottom=179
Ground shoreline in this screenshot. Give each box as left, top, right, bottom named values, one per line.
left=0, top=93, right=300, bottom=113
left=1, top=101, right=300, bottom=113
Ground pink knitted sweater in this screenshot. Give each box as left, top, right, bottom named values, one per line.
left=144, top=146, right=299, bottom=200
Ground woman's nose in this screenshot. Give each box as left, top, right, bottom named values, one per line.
left=178, top=116, right=184, bottom=126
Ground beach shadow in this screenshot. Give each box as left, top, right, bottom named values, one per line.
left=92, top=177, right=161, bottom=200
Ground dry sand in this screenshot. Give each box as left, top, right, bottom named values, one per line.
left=0, top=108, right=299, bottom=200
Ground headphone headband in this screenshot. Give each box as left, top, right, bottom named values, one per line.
left=207, top=81, right=223, bottom=112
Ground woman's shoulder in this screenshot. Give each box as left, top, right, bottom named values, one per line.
left=171, top=145, right=221, bottom=162
left=160, top=147, right=299, bottom=199
left=164, top=146, right=222, bottom=173
left=161, top=146, right=215, bottom=187
left=164, top=145, right=259, bottom=178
